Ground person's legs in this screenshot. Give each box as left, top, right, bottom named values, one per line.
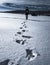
left=26, top=15, right=28, bottom=20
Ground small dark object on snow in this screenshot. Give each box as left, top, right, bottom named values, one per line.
left=26, top=48, right=34, bottom=60
left=16, top=40, right=22, bottom=44
left=22, top=35, right=32, bottom=39
left=23, top=24, right=26, bottom=26
left=17, top=32, right=21, bottom=34
left=20, top=27, right=23, bottom=29
left=22, top=40, right=26, bottom=45
left=0, top=59, right=10, bottom=65
left=22, top=30, right=26, bottom=32
left=25, top=26, right=27, bottom=28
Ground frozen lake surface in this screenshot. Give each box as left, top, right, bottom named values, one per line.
left=0, top=13, right=50, bottom=65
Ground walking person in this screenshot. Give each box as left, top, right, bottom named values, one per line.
left=25, top=7, right=29, bottom=20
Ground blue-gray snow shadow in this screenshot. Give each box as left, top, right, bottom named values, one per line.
left=0, top=59, right=10, bottom=65
left=1, top=16, right=50, bottom=22
left=8, top=50, right=40, bottom=65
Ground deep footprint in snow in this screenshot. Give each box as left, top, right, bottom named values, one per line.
left=23, top=25, right=27, bottom=28
left=22, top=30, right=26, bottom=32
left=20, top=27, right=23, bottom=29
left=0, top=59, right=10, bottom=65
left=22, top=29, right=29, bottom=32
left=16, top=39, right=26, bottom=45
left=15, top=31, right=22, bottom=36
left=17, top=32, right=22, bottom=34
left=22, top=40, right=26, bottom=45
left=16, top=39, right=22, bottom=44
left=24, top=26, right=27, bottom=28
left=22, top=35, right=32, bottom=39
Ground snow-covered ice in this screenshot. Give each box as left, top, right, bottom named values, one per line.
left=0, top=13, right=50, bottom=65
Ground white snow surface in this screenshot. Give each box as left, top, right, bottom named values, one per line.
left=0, top=13, right=50, bottom=65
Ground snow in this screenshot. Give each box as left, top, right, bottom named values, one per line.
left=0, top=13, right=50, bottom=65
left=29, top=53, right=37, bottom=61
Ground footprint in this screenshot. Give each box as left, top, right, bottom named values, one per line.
left=22, top=30, right=26, bottom=32
left=21, top=22, right=26, bottom=24
left=0, top=59, right=10, bottom=65
left=20, top=27, right=23, bottom=29
left=17, top=32, right=22, bottom=34
left=22, top=40, right=26, bottom=45
left=23, top=24, right=26, bottom=27
left=23, top=25, right=27, bottom=28
left=22, top=35, right=32, bottom=39
left=16, top=39, right=22, bottom=44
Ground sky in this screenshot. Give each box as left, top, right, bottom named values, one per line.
left=0, top=0, right=50, bottom=5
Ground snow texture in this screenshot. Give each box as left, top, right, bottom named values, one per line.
left=0, top=13, right=50, bottom=65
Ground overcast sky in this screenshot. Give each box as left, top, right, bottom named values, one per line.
left=0, top=0, right=50, bottom=5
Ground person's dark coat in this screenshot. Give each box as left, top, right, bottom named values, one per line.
left=25, top=8, right=29, bottom=15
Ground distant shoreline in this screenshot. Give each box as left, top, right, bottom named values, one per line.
left=0, top=10, right=50, bottom=16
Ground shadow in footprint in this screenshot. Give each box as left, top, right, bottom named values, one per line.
left=16, top=39, right=22, bottom=44
left=22, top=35, right=32, bottom=39
left=22, top=30, right=28, bottom=32
left=23, top=25, right=27, bottom=28
left=23, top=24, right=26, bottom=27
left=0, top=59, right=10, bottom=65
left=20, top=27, right=23, bottom=29
left=17, top=32, right=22, bottom=34
left=24, top=26, right=27, bottom=28
left=22, top=30, right=26, bottom=32
left=22, top=40, right=26, bottom=45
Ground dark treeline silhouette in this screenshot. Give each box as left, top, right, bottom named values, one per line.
left=3, top=10, right=50, bottom=16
